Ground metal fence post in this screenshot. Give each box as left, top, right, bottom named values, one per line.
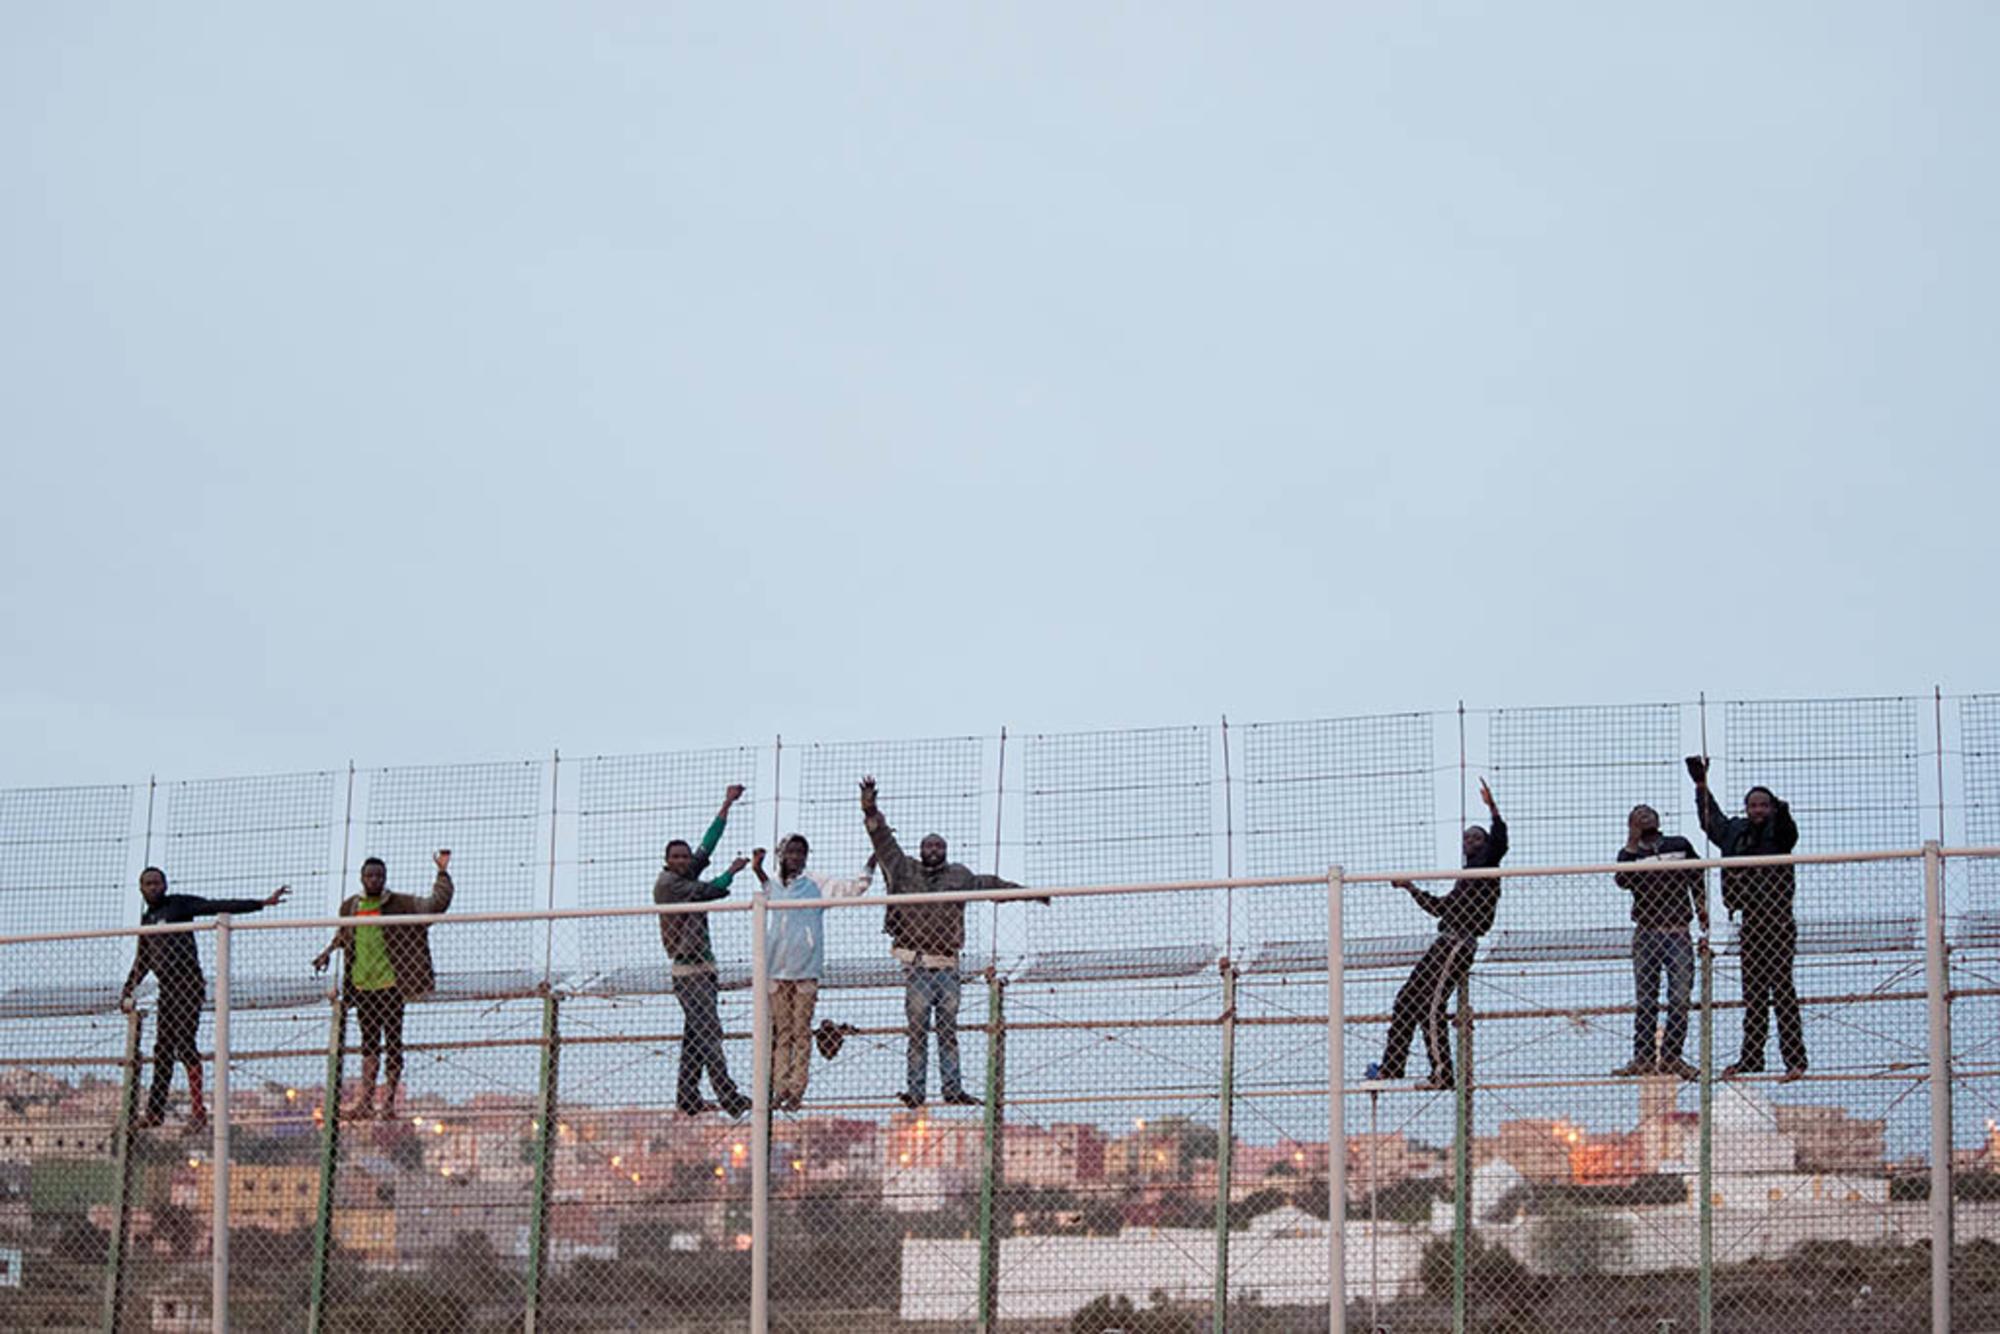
left=524, top=989, right=563, bottom=1333
left=1452, top=972, right=1472, bottom=1334
left=1211, top=959, right=1236, bottom=1334
left=212, top=916, right=232, bottom=1334
left=749, top=890, right=772, bottom=1334
left=977, top=972, right=1007, bottom=1333
left=1328, top=867, right=1347, bottom=1334
left=1698, top=939, right=1714, bottom=1334
left=306, top=995, right=346, bottom=1334
left=1925, top=841, right=1953, bottom=1334
left=100, top=1007, right=143, bottom=1334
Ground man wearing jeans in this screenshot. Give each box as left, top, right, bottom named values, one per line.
left=654, top=785, right=752, bottom=1118
left=1612, top=805, right=1708, bottom=1080
left=860, top=776, right=1021, bottom=1108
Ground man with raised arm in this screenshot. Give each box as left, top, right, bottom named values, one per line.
left=121, top=868, right=291, bottom=1132
left=859, top=776, right=1021, bottom=1108
left=1612, top=804, right=1708, bottom=1080
left=312, top=850, right=455, bottom=1121
left=652, top=784, right=752, bottom=1118
left=1689, top=758, right=1806, bottom=1081
left=749, top=837, right=875, bottom=1110
left=1366, top=779, right=1508, bottom=1091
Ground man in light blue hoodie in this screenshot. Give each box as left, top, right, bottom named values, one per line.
left=750, top=835, right=874, bottom=1111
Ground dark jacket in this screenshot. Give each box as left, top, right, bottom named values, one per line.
left=1697, top=789, right=1798, bottom=921
left=329, top=871, right=455, bottom=999
left=865, top=813, right=1017, bottom=958
left=1411, top=813, right=1509, bottom=938
left=654, top=852, right=735, bottom=971
left=124, top=894, right=272, bottom=994
left=1615, top=835, right=1705, bottom=930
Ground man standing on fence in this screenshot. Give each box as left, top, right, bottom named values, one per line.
left=654, top=785, right=752, bottom=1118
left=1612, top=804, right=1708, bottom=1080
left=312, top=850, right=455, bottom=1120
left=750, top=837, right=875, bottom=1110
left=1366, top=779, right=1508, bottom=1091
left=859, top=776, right=1022, bottom=1108
left=1690, top=758, right=1806, bottom=1081
left=120, top=869, right=291, bottom=1132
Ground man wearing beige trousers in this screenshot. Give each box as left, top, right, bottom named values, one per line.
left=750, top=836, right=874, bottom=1111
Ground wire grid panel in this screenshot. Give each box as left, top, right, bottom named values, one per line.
left=1487, top=703, right=1687, bottom=868
left=1238, top=714, right=1436, bottom=971
left=555, top=987, right=760, bottom=1325
left=0, top=941, right=138, bottom=1331
left=898, top=968, right=1228, bottom=1327
left=360, top=761, right=546, bottom=997
left=1021, top=727, right=1216, bottom=979
left=151, top=772, right=341, bottom=984
left=1965, top=695, right=2000, bottom=898
left=769, top=979, right=996, bottom=1323
left=0, top=783, right=137, bottom=1005
left=795, top=736, right=989, bottom=983
left=1719, top=698, right=1924, bottom=902
left=574, top=747, right=762, bottom=990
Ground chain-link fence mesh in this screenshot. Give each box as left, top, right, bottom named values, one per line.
left=3, top=696, right=1998, bottom=1330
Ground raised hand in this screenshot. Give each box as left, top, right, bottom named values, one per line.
left=265, top=884, right=292, bottom=908
left=1392, top=879, right=1419, bottom=894
left=311, top=951, right=331, bottom=975
left=434, top=849, right=452, bottom=872
left=1478, top=778, right=1497, bottom=813
left=726, top=855, right=749, bottom=876
left=859, top=776, right=878, bottom=815
left=752, top=847, right=766, bottom=872
left=723, top=784, right=746, bottom=808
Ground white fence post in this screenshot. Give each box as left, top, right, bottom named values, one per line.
left=750, top=890, right=772, bottom=1334
left=1925, top=841, right=1952, bottom=1334
left=212, top=916, right=232, bottom=1334
left=1328, top=867, right=1346, bottom=1334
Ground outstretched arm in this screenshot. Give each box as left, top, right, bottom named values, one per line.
left=416, top=850, right=456, bottom=914
left=819, top=854, right=877, bottom=899
left=1477, top=780, right=1507, bottom=865
left=859, top=777, right=910, bottom=886
left=120, top=942, right=150, bottom=1003
left=1693, top=782, right=1731, bottom=848
left=1392, top=879, right=1443, bottom=918
left=697, top=785, right=747, bottom=860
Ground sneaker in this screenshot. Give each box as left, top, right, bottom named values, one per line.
left=897, top=1092, right=925, bottom=1110
left=676, top=1101, right=713, bottom=1117
left=1362, top=1062, right=1404, bottom=1084
left=719, top=1095, right=753, bottom=1119
left=1660, top=1058, right=1700, bottom=1081
left=942, top=1089, right=981, bottom=1107
left=1610, top=1059, right=1654, bottom=1078
left=1778, top=1066, right=1807, bottom=1084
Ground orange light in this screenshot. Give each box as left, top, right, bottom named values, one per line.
left=284, top=1088, right=298, bottom=1101
left=630, top=1172, right=642, bottom=1184
left=791, top=1159, right=805, bottom=1173
left=899, top=1153, right=912, bottom=1165
left=611, top=1155, right=623, bottom=1168
left=714, top=1166, right=726, bottom=1178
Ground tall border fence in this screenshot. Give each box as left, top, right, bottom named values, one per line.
left=1, top=691, right=1997, bottom=1333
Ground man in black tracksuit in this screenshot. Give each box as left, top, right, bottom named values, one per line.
left=1370, top=779, right=1507, bottom=1090
left=119, top=867, right=290, bottom=1130
left=1692, top=760, right=1805, bottom=1080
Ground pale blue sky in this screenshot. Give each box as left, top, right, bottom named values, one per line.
left=4, top=4, right=1996, bottom=788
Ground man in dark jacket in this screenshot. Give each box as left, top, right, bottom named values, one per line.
left=1612, top=805, right=1708, bottom=1080
left=312, top=850, right=455, bottom=1120
left=120, top=868, right=290, bottom=1131
left=1691, top=759, right=1805, bottom=1080
left=860, top=776, right=1021, bottom=1108
left=652, top=785, right=751, bottom=1118
left=1367, top=779, right=1507, bottom=1090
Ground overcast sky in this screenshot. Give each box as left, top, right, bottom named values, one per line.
left=4, top=4, right=1996, bottom=789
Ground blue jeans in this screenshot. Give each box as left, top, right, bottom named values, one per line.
left=904, top=964, right=963, bottom=1098
left=1633, top=928, right=1694, bottom=1064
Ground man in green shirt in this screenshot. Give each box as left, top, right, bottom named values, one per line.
left=655, top=785, right=751, bottom=1117
left=314, top=850, right=455, bottom=1120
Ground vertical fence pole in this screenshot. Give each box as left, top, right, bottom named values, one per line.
left=1698, top=939, right=1714, bottom=1334
left=1452, top=973, right=1471, bottom=1334
left=976, top=974, right=1007, bottom=1333
left=211, top=917, right=232, bottom=1334
left=305, top=995, right=346, bottom=1334
left=100, top=1008, right=143, bottom=1334
left=1221, top=716, right=1235, bottom=964
left=1328, top=867, right=1347, bottom=1334
left=1925, top=841, right=1953, bottom=1334
left=524, top=991, right=562, bottom=1333
left=749, top=891, right=772, bottom=1334
left=544, top=750, right=560, bottom=987
left=1211, top=960, right=1237, bottom=1334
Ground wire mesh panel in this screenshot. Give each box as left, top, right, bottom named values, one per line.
left=360, top=761, right=545, bottom=998
left=1966, top=695, right=2000, bottom=901
left=574, top=747, right=762, bottom=992
left=1021, top=727, right=1215, bottom=980
left=0, top=784, right=138, bottom=1005
left=151, top=771, right=341, bottom=986
left=1238, top=714, right=1437, bottom=973
left=1488, top=703, right=1688, bottom=868
left=795, top=736, right=989, bottom=984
